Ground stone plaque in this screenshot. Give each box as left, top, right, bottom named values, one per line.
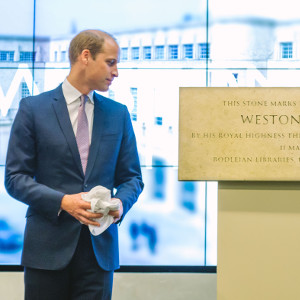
left=179, top=87, right=300, bottom=181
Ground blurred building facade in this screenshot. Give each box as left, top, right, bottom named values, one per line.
left=1, top=16, right=299, bottom=265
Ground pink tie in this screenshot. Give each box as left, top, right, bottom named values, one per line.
left=76, top=95, right=89, bottom=174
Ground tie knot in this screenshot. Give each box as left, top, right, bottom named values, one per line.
left=80, top=95, right=88, bottom=107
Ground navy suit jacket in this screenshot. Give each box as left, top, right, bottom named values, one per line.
left=5, top=84, right=143, bottom=271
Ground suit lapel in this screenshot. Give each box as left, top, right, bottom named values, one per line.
left=51, top=85, right=84, bottom=176
left=85, top=93, right=105, bottom=180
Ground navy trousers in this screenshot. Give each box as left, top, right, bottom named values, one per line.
left=24, top=225, right=114, bottom=300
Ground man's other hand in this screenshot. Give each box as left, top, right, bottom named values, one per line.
left=108, top=198, right=123, bottom=223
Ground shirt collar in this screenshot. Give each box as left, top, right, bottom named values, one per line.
left=62, top=78, right=94, bottom=105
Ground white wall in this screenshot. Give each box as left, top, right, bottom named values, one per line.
left=0, top=272, right=217, bottom=300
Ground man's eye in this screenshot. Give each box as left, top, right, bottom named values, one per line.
left=107, top=60, right=115, bottom=66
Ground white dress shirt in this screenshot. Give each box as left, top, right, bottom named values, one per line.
left=62, top=78, right=94, bottom=144
left=58, top=79, right=95, bottom=215
left=60, top=79, right=122, bottom=218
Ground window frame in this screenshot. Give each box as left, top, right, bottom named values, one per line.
left=280, top=42, right=293, bottom=59
left=131, top=47, right=140, bottom=60
left=183, top=44, right=194, bottom=59
left=168, top=45, right=178, bottom=60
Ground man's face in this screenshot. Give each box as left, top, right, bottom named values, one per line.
left=86, top=38, right=119, bottom=92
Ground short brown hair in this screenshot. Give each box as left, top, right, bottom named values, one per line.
left=68, top=30, right=116, bottom=65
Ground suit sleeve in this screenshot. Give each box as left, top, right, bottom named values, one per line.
left=5, top=98, right=64, bottom=222
left=114, top=106, right=144, bottom=221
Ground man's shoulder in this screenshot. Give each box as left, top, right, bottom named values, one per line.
left=21, top=85, right=62, bottom=106
left=94, top=93, right=126, bottom=111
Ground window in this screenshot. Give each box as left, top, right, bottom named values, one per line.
left=20, top=51, right=35, bottom=62
left=198, top=43, right=210, bottom=59
left=0, top=51, right=14, bottom=61
left=152, top=157, right=166, bottom=199
left=130, top=87, right=138, bottom=121
left=155, top=116, right=163, bottom=125
left=168, top=45, right=178, bottom=59
left=143, top=46, right=152, bottom=60
left=131, top=47, right=140, bottom=60
left=61, top=51, right=67, bottom=62
left=21, top=82, right=30, bottom=98
left=121, top=47, right=128, bottom=60
left=155, top=45, right=165, bottom=59
left=280, top=42, right=293, bottom=59
left=181, top=182, right=196, bottom=212
left=183, top=44, right=193, bottom=59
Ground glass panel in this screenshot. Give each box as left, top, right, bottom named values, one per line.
left=0, top=0, right=34, bottom=166
left=0, top=68, right=36, bottom=165
left=0, top=0, right=34, bottom=36
left=1, top=0, right=217, bottom=267
left=206, top=182, right=218, bottom=265
left=35, top=0, right=203, bottom=36
left=0, top=166, right=27, bottom=264
left=119, top=167, right=206, bottom=265
left=117, top=68, right=208, bottom=167
left=209, top=0, right=299, bottom=21
left=209, top=0, right=300, bottom=88
left=0, top=0, right=34, bottom=69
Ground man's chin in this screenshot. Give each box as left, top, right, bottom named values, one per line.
left=96, top=86, right=109, bottom=93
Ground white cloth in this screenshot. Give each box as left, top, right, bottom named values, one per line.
left=81, top=186, right=120, bottom=236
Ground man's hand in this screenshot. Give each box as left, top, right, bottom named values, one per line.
left=61, top=193, right=103, bottom=226
left=109, top=198, right=123, bottom=223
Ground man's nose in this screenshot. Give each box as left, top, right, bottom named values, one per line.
left=112, top=66, right=118, bottom=77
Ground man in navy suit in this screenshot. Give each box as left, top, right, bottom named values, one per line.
left=5, top=29, right=143, bottom=299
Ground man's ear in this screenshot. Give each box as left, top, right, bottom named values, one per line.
left=80, top=49, right=90, bottom=65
